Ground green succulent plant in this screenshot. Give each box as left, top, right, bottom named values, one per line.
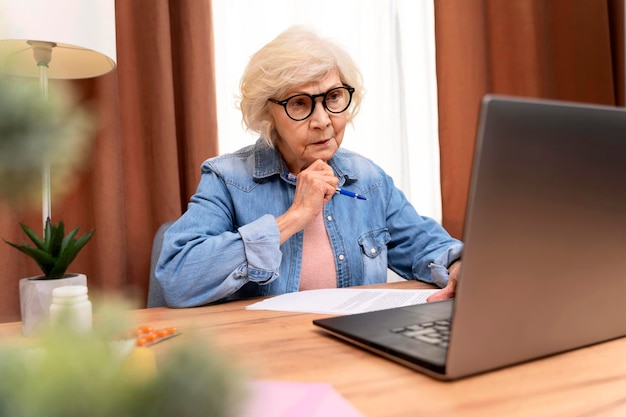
left=4, top=217, right=94, bottom=279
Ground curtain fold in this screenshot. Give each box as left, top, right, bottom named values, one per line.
left=435, top=0, right=624, bottom=239
left=0, top=0, right=218, bottom=322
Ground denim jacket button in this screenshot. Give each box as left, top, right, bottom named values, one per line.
left=326, top=215, right=333, bottom=222
left=338, top=254, right=345, bottom=261
left=370, top=248, right=377, bottom=254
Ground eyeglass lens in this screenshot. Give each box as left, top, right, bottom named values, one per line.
left=284, top=87, right=352, bottom=121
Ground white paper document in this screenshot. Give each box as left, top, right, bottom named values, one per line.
left=245, top=288, right=439, bottom=315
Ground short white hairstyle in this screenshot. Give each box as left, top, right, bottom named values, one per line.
left=238, top=26, right=364, bottom=146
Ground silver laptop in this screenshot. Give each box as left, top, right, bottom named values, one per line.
left=313, top=94, right=626, bottom=380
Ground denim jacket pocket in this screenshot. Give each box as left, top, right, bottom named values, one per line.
left=358, top=228, right=391, bottom=283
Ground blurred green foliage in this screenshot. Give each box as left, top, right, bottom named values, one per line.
left=0, top=76, right=94, bottom=206
left=0, top=304, right=245, bottom=417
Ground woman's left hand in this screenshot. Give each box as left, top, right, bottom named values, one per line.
left=427, top=260, right=461, bottom=302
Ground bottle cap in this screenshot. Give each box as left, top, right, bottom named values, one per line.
left=52, top=285, right=88, bottom=297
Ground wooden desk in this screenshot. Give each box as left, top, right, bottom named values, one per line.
left=2, top=281, right=626, bottom=416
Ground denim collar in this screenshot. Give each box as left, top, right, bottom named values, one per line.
left=251, top=137, right=359, bottom=186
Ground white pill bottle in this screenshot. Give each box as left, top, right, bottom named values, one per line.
left=49, top=285, right=93, bottom=333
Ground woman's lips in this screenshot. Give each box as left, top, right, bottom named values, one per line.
left=311, top=138, right=332, bottom=146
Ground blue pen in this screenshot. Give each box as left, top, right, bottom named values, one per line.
left=284, top=172, right=366, bottom=200
left=336, top=187, right=367, bottom=200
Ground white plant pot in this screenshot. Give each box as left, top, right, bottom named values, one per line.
left=19, top=273, right=87, bottom=336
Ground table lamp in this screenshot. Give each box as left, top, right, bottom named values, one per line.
left=0, top=0, right=117, bottom=231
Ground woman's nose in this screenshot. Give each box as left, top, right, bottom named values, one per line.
left=309, top=99, right=331, bottom=127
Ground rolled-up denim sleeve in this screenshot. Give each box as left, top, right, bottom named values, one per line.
left=237, top=214, right=282, bottom=282
left=427, top=243, right=463, bottom=288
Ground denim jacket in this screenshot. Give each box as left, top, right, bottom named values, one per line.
left=156, top=138, right=463, bottom=307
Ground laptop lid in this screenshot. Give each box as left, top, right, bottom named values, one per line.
left=314, top=95, right=626, bottom=380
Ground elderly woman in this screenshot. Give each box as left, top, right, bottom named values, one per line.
left=156, top=26, right=463, bottom=307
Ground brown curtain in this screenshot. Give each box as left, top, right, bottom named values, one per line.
left=435, top=0, right=624, bottom=239
left=0, top=0, right=218, bottom=322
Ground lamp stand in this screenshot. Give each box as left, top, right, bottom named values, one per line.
left=28, top=40, right=56, bottom=232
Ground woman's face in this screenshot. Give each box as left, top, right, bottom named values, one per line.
left=270, top=70, right=347, bottom=174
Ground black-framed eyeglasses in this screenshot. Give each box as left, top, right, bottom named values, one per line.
left=268, top=85, right=355, bottom=121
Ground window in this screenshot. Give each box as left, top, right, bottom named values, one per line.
left=212, top=0, right=441, bottom=222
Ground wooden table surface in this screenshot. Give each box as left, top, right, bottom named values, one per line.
left=2, top=280, right=626, bottom=416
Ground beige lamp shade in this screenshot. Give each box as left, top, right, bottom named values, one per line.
left=0, top=0, right=117, bottom=79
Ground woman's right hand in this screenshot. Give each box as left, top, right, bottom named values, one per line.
left=275, top=160, right=338, bottom=243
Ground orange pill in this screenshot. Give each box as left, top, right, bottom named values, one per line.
left=155, top=329, right=169, bottom=338
left=138, top=325, right=153, bottom=334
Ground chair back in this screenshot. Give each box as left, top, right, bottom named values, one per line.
left=147, top=221, right=174, bottom=308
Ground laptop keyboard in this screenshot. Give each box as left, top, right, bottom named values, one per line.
left=390, top=319, right=451, bottom=348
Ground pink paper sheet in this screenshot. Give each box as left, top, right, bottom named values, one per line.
left=240, top=380, right=366, bottom=417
